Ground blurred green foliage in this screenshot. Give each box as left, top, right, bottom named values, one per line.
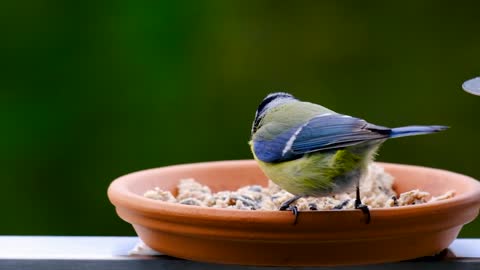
left=1, top=1, right=479, bottom=237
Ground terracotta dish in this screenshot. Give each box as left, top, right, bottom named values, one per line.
left=108, top=160, right=480, bottom=266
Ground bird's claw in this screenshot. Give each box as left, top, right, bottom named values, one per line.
left=279, top=205, right=299, bottom=225
left=279, top=195, right=302, bottom=225
left=355, top=202, right=371, bottom=224
left=289, top=205, right=299, bottom=225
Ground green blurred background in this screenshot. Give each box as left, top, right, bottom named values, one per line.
left=1, top=1, right=479, bottom=237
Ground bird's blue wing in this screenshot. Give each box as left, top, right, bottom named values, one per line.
left=253, top=114, right=390, bottom=163
left=291, top=114, right=391, bottom=153
left=253, top=125, right=301, bottom=162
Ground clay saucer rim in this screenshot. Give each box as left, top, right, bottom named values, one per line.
left=108, top=160, right=480, bottom=222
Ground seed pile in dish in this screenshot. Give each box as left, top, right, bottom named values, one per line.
left=144, top=164, right=455, bottom=210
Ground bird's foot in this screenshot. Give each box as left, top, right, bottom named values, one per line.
left=279, top=195, right=302, bottom=225
left=280, top=205, right=299, bottom=225
left=355, top=185, right=371, bottom=224
left=355, top=199, right=371, bottom=224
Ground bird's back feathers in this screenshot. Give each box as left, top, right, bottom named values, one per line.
left=253, top=113, right=392, bottom=163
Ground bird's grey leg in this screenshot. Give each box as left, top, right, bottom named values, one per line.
left=354, top=185, right=371, bottom=224
left=279, top=195, right=302, bottom=225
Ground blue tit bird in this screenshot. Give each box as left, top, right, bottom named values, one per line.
left=249, top=92, right=447, bottom=224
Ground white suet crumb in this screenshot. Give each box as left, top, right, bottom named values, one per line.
left=395, top=189, right=430, bottom=205
left=176, top=178, right=212, bottom=201
left=143, top=187, right=176, bottom=203
left=430, top=190, right=455, bottom=202
left=144, top=164, right=454, bottom=210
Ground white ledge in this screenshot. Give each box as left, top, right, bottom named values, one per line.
left=0, top=236, right=139, bottom=260
left=0, top=236, right=478, bottom=269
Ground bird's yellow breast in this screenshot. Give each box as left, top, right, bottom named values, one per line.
left=250, top=141, right=366, bottom=196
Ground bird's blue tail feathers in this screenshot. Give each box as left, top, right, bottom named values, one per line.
left=389, top=125, right=448, bottom=139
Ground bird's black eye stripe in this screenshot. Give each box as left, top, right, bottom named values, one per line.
left=256, top=96, right=278, bottom=117
left=252, top=95, right=281, bottom=134
left=256, top=93, right=293, bottom=116
left=252, top=93, right=295, bottom=135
